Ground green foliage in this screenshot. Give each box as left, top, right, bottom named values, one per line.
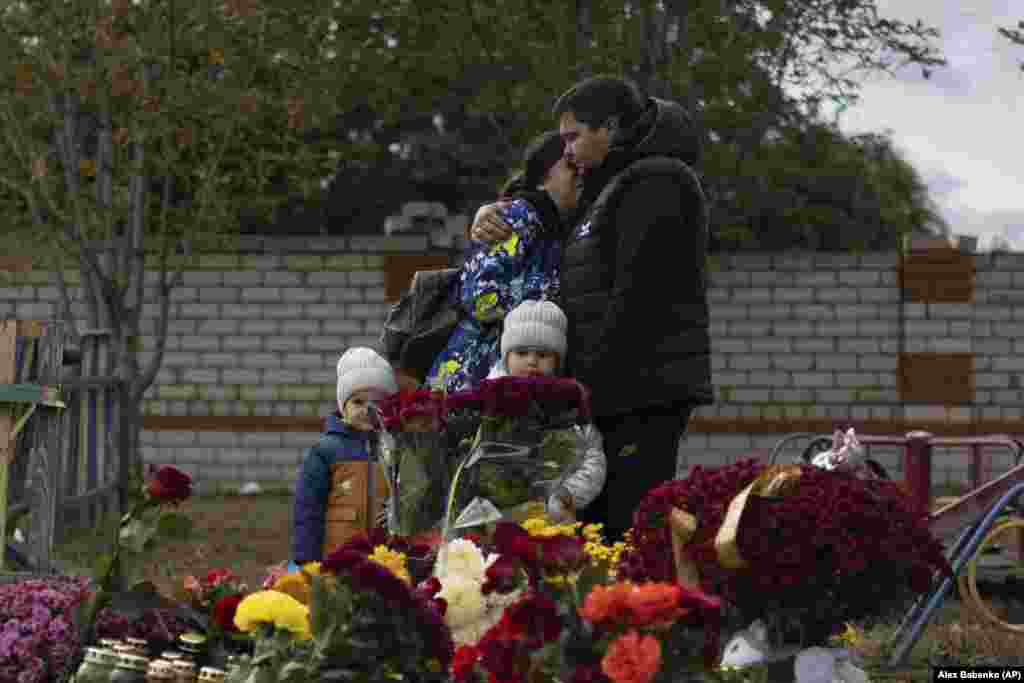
left=0, top=0, right=952, bottom=254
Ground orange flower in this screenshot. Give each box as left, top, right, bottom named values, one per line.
left=625, top=582, right=685, bottom=628
left=14, top=63, right=33, bottom=95
left=579, top=581, right=632, bottom=625
left=285, top=96, right=305, bottom=130
left=224, top=0, right=258, bottom=19
left=110, top=62, right=138, bottom=98
left=111, top=0, right=132, bottom=18
left=238, top=91, right=259, bottom=115
left=79, top=79, right=98, bottom=101
left=30, top=158, right=48, bottom=181
left=47, top=62, right=66, bottom=81
left=175, top=127, right=195, bottom=148
left=141, top=94, right=160, bottom=113
left=602, top=630, right=661, bottom=683
left=95, top=16, right=121, bottom=50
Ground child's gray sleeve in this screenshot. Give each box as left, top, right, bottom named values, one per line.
left=561, top=424, right=607, bottom=510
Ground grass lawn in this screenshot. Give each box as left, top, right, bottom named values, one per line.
left=53, top=490, right=293, bottom=599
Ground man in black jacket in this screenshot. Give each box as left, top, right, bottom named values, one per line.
left=468, top=76, right=713, bottom=541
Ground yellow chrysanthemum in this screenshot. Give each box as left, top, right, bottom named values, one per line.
left=521, top=517, right=580, bottom=538
left=271, top=572, right=311, bottom=605
left=301, top=562, right=321, bottom=576
left=233, top=590, right=311, bottom=640
left=582, top=523, right=604, bottom=543
left=368, top=545, right=411, bottom=584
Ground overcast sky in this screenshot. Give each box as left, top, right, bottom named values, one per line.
left=811, top=0, right=1022, bottom=249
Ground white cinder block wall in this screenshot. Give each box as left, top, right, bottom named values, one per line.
left=3, top=240, right=1022, bottom=492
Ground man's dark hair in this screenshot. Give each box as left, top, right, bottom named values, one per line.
left=551, top=75, right=646, bottom=131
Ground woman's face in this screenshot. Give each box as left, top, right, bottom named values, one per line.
left=541, top=157, right=578, bottom=213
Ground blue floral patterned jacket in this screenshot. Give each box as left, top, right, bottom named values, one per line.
left=425, top=192, right=564, bottom=393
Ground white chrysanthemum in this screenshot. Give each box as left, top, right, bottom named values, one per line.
left=450, top=588, right=525, bottom=647
left=437, top=575, right=487, bottom=630
left=435, top=538, right=487, bottom=582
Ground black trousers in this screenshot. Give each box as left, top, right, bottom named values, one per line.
left=580, top=403, right=695, bottom=543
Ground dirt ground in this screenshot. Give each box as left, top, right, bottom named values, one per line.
left=54, top=492, right=293, bottom=599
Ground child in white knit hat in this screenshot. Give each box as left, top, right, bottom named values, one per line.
left=486, top=300, right=607, bottom=523
left=291, top=348, right=398, bottom=568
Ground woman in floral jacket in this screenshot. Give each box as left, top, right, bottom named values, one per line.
left=425, top=131, right=577, bottom=394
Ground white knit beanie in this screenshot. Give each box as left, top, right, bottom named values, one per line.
left=500, top=300, right=568, bottom=361
left=336, top=347, right=398, bottom=407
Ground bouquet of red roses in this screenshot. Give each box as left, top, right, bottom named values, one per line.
left=181, top=568, right=250, bottom=644
left=618, top=459, right=951, bottom=647
left=442, top=376, right=595, bottom=536
left=374, top=389, right=453, bottom=538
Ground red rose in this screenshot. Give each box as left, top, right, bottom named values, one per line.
left=538, top=534, right=586, bottom=575
left=569, top=664, right=608, bottom=683
left=414, top=576, right=443, bottom=600
left=146, top=465, right=192, bottom=504
left=451, top=645, right=481, bottom=682
left=205, top=568, right=234, bottom=587
left=322, top=548, right=367, bottom=574
left=492, top=522, right=538, bottom=566
left=212, top=594, right=243, bottom=632
left=505, top=591, right=561, bottom=649
left=349, top=557, right=414, bottom=605
left=478, top=620, right=528, bottom=679
left=482, top=555, right=522, bottom=595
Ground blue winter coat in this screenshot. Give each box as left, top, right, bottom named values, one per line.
left=292, top=414, right=373, bottom=564
left=425, top=192, right=564, bottom=393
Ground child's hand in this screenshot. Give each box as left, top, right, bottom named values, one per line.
left=546, top=489, right=576, bottom=524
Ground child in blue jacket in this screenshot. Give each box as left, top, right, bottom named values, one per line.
left=425, top=130, right=577, bottom=393
left=291, top=347, right=398, bottom=568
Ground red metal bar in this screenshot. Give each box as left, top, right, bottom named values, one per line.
left=904, top=431, right=933, bottom=515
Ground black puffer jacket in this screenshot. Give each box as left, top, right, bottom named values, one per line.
left=559, top=97, right=714, bottom=418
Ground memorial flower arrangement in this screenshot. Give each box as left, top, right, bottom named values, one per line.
left=375, top=388, right=454, bottom=538
left=228, top=529, right=453, bottom=683
left=619, top=458, right=952, bottom=646
left=74, top=465, right=195, bottom=658
left=442, top=376, right=595, bottom=535
left=180, top=568, right=250, bottom=645
left=449, top=519, right=722, bottom=683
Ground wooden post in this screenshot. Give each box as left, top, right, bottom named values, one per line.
left=0, top=321, right=15, bottom=570
left=0, top=322, right=15, bottom=464
left=117, top=380, right=131, bottom=519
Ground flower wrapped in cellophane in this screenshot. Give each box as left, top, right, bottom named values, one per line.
left=441, top=375, right=605, bottom=545
left=373, top=389, right=454, bottom=540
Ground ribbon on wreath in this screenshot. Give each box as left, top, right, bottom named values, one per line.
left=669, top=464, right=804, bottom=585
left=714, top=464, right=803, bottom=569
